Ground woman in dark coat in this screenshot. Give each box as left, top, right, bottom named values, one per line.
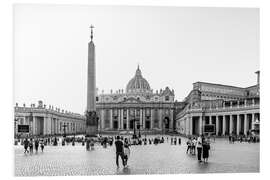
left=202, top=137, right=210, bottom=163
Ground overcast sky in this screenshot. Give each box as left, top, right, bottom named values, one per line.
left=14, top=5, right=259, bottom=113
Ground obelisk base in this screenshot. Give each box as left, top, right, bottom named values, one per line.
left=85, top=110, right=98, bottom=137
left=85, top=126, right=98, bottom=137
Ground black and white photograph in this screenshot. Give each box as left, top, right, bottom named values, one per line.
left=11, top=3, right=261, bottom=177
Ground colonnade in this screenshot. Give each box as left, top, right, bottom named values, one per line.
left=184, top=112, right=259, bottom=136
left=15, top=115, right=85, bottom=136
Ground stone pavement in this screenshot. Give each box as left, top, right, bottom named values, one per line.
left=14, top=137, right=259, bottom=176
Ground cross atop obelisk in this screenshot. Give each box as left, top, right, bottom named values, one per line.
left=90, top=25, right=94, bottom=41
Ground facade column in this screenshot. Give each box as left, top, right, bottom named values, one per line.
left=101, top=109, right=105, bottom=130
left=159, top=109, right=162, bottom=129
left=236, top=114, right=240, bottom=135
left=216, top=115, right=219, bottom=135
left=244, top=114, right=248, bottom=135
left=43, top=116, right=47, bottom=135
left=32, top=116, right=36, bottom=135
left=50, top=117, right=53, bottom=135
left=121, top=109, right=124, bottom=129
left=57, top=119, right=60, bottom=134
left=229, top=115, right=233, bottom=134
left=118, top=109, right=121, bottom=130
left=126, top=109, right=129, bottom=130
left=110, top=109, right=113, bottom=129
left=55, top=119, right=58, bottom=134
left=140, top=109, right=143, bottom=129
left=222, top=115, right=226, bottom=135
left=142, top=109, right=145, bottom=129
left=209, top=116, right=213, bottom=124
left=51, top=118, right=54, bottom=135
left=170, top=109, right=174, bottom=130
left=150, top=109, right=154, bottom=130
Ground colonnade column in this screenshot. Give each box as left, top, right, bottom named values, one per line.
left=251, top=113, right=255, bottom=130
left=229, top=115, right=233, bottom=134
left=216, top=116, right=219, bottom=135
left=244, top=114, right=248, bottom=135
left=222, top=115, right=226, bottom=135
left=236, top=114, right=240, bottom=135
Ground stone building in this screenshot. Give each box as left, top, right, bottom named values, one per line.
left=96, top=66, right=175, bottom=133
left=14, top=100, right=85, bottom=137
left=175, top=71, right=260, bottom=136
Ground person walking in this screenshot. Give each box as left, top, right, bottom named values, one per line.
left=115, top=136, right=125, bottom=168
left=178, top=137, right=181, bottom=145
left=90, top=138, right=95, bottom=150
left=202, top=137, right=210, bottom=163
left=186, top=138, right=192, bottom=154
left=34, top=139, right=39, bottom=153
left=23, top=138, right=29, bottom=154
left=123, top=138, right=130, bottom=168
left=40, top=139, right=44, bottom=152
left=196, top=135, right=203, bottom=163
left=192, top=138, right=197, bottom=155
left=29, top=139, right=34, bottom=154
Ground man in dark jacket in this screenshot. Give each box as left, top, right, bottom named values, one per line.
left=115, top=136, right=125, bottom=168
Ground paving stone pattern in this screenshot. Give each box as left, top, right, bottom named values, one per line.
left=14, top=137, right=259, bottom=176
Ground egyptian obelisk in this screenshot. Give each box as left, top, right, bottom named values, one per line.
left=85, top=25, right=98, bottom=137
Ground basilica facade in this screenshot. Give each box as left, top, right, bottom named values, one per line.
left=96, top=66, right=175, bottom=133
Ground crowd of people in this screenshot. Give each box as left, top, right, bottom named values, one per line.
left=18, top=134, right=212, bottom=167
left=228, top=134, right=259, bottom=143
left=22, top=138, right=45, bottom=154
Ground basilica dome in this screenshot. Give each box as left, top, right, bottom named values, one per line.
left=126, top=66, right=151, bottom=93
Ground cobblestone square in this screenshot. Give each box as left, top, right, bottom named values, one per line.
left=14, top=137, right=259, bottom=176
